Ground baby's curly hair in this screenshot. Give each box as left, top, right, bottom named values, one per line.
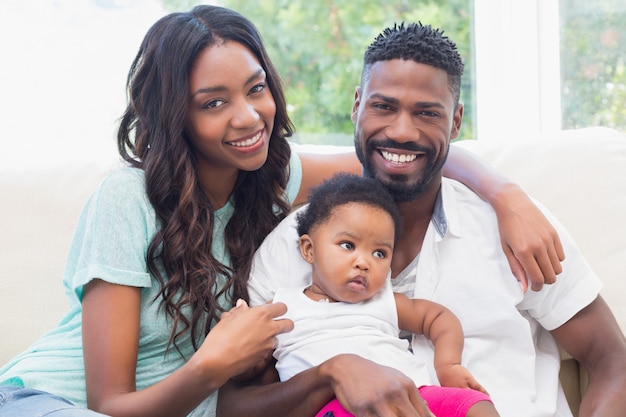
left=296, top=173, right=401, bottom=242
left=362, top=22, right=464, bottom=105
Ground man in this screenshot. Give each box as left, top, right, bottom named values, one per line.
left=217, top=23, right=626, bottom=417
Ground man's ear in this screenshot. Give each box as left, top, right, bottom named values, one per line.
left=451, top=102, right=464, bottom=140
left=299, top=235, right=314, bottom=264
left=351, top=86, right=362, bottom=124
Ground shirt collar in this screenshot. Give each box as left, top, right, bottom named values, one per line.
left=432, top=188, right=448, bottom=238
left=432, top=179, right=462, bottom=239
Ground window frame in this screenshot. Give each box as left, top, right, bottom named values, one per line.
left=473, top=0, right=562, bottom=141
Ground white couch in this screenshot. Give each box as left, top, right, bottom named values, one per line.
left=1, top=127, right=625, bottom=415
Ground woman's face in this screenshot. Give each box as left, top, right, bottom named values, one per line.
left=186, top=40, right=276, bottom=185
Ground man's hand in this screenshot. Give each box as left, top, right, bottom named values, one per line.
left=320, top=354, right=434, bottom=416
left=491, top=183, right=565, bottom=292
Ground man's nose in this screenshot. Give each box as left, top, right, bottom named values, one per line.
left=386, top=111, right=416, bottom=143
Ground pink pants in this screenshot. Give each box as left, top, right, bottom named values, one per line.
left=315, top=385, right=492, bottom=417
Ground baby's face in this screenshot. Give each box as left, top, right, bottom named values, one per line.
left=301, top=202, right=394, bottom=303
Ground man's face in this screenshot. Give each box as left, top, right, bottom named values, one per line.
left=352, top=60, right=463, bottom=202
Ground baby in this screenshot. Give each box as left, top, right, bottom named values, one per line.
left=240, top=173, right=499, bottom=417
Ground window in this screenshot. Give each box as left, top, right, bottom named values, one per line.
left=216, top=0, right=475, bottom=144
left=560, top=0, right=626, bottom=131
left=4, top=0, right=622, bottom=169
left=473, top=0, right=625, bottom=141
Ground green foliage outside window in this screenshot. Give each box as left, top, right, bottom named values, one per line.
left=162, top=0, right=474, bottom=144
left=560, top=0, right=626, bottom=131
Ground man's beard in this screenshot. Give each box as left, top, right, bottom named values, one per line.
left=355, top=137, right=448, bottom=203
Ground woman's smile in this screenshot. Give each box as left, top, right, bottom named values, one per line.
left=226, top=128, right=266, bottom=152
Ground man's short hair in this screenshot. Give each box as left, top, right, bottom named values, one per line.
left=362, top=22, right=464, bottom=105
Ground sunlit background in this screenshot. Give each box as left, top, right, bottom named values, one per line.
left=1, top=0, right=166, bottom=170
left=1, top=0, right=624, bottom=171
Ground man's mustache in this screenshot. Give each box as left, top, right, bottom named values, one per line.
left=366, top=138, right=432, bottom=154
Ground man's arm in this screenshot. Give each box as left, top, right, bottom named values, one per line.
left=217, top=354, right=431, bottom=417
left=217, top=358, right=333, bottom=417
left=444, top=144, right=565, bottom=291
left=298, top=146, right=565, bottom=292
left=551, top=296, right=626, bottom=417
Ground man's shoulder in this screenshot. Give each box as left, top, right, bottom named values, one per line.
left=436, top=178, right=500, bottom=240
left=442, top=177, right=489, bottom=203
left=440, top=178, right=495, bottom=216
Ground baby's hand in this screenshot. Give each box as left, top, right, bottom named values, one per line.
left=436, top=364, right=489, bottom=395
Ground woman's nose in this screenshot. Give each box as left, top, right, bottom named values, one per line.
left=231, top=100, right=260, bottom=128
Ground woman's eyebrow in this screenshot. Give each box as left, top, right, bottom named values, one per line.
left=192, top=69, right=265, bottom=97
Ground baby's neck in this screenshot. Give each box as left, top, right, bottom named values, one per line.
left=303, top=286, right=333, bottom=303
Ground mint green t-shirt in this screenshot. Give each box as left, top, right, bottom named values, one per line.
left=0, top=151, right=302, bottom=416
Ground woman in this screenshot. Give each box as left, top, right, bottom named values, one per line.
left=0, top=5, right=562, bottom=417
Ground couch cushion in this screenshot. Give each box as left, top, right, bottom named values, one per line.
left=0, top=160, right=115, bottom=362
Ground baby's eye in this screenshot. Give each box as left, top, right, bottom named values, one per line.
left=373, top=250, right=386, bottom=259
left=339, top=242, right=354, bottom=250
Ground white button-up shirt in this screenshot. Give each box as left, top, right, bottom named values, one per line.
left=249, top=178, right=602, bottom=417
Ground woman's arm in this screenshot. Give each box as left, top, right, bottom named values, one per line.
left=296, top=144, right=565, bottom=291
left=82, top=280, right=291, bottom=417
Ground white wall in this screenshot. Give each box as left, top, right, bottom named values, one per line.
left=0, top=0, right=166, bottom=171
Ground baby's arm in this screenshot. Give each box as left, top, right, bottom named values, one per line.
left=394, top=293, right=488, bottom=394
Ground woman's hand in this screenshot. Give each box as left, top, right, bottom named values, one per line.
left=491, top=183, right=565, bottom=292
left=192, top=300, right=293, bottom=387
left=83, top=285, right=293, bottom=417
left=221, top=300, right=278, bottom=382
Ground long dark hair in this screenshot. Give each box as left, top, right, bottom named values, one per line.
left=117, top=5, right=293, bottom=353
